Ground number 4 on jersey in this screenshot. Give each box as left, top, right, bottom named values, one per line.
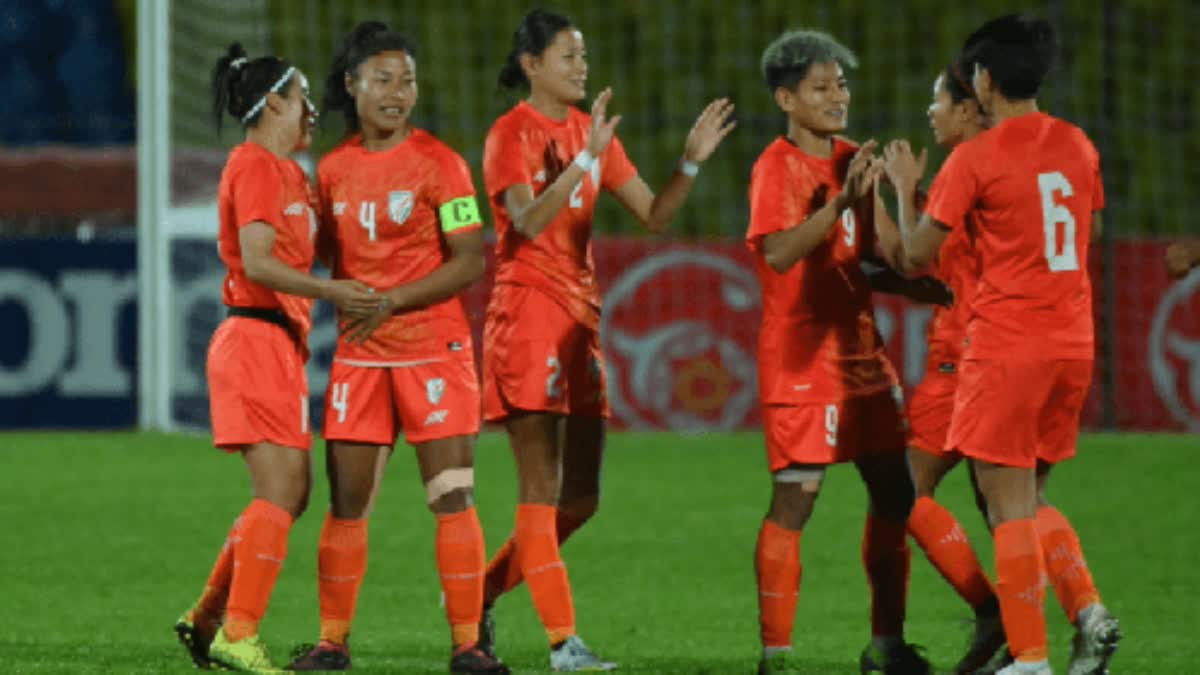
left=1038, top=171, right=1079, bottom=272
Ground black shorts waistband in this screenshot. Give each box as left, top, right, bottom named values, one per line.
left=226, top=306, right=291, bottom=332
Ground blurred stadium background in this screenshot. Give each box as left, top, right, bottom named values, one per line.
left=1, top=0, right=1197, bottom=433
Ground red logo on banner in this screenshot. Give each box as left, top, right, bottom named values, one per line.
left=1149, top=270, right=1200, bottom=431
left=601, top=247, right=761, bottom=430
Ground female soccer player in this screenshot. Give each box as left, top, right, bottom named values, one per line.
left=285, top=22, right=507, bottom=675
left=884, top=62, right=1008, bottom=674
left=884, top=14, right=1120, bottom=675
left=478, top=8, right=735, bottom=671
left=746, top=29, right=931, bottom=675
left=173, top=43, right=378, bottom=672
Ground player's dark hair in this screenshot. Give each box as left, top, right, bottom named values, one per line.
left=497, top=8, right=574, bottom=90
left=211, top=42, right=295, bottom=134
left=944, top=59, right=977, bottom=104
left=761, top=29, right=858, bottom=92
left=961, top=13, right=1055, bottom=100
left=325, top=21, right=418, bottom=132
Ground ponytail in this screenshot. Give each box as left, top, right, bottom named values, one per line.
left=497, top=8, right=573, bottom=91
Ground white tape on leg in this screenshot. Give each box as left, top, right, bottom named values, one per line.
left=425, top=467, right=474, bottom=504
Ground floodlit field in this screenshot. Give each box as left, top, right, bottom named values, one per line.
left=1, top=431, right=1193, bottom=673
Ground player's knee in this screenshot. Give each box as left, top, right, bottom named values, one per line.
left=769, top=467, right=824, bottom=530
left=425, top=468, right=475, bottom=515
left=330, top=482, right=375, bottom=520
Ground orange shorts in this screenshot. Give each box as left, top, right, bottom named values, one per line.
left=207, top=317, right=311, bottom=451
left=908, top=368, right=959, bottom=457
left=763, top=387, right=907, bottom=471
left=947, top=359, right=1092, bottom=468
left=323, top=354, right=481, bottom=446
left=482, top=285, right=609, bottom=422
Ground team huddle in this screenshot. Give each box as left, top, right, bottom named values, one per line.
left=174, top=9, right=1122, bottom=675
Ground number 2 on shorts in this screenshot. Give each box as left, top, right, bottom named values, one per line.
left=546, top=357, right=562, bottom=399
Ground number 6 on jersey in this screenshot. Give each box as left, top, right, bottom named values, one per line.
left=1038, top=171, right=1078, bottom=272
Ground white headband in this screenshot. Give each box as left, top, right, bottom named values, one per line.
left=240, top=65, right=296, bottom=124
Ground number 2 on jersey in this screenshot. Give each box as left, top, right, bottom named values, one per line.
left=1037, top=171, right=1078, bottom=272
left=568, top=159, right=602, bottom=209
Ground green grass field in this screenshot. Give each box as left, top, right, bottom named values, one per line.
left=1, top=431, right=1195, bottom=673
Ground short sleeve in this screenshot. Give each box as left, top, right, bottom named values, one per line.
left=433, top=148, right=483, bottom=234
left=483, top=121, right=531, bottom=200
left=232, top=153, right=285, bottom=230
left=925, top=144, right=978, bottom=231
left=601, top=135, right=638, bottom=191
left=746, top=153, right=803, bottom=252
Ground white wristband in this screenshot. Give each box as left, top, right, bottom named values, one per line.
left=574, top=150, right=596, bottom=172
left=679, top=158, right=700, bottom=177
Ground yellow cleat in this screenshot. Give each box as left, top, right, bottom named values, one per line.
left=208, top=628, right=283, bottom=673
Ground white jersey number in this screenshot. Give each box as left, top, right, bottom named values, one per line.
left=824, top=404, right=839, bottom=447
left=330, top=382, right=350, bottom=424
left=359, top=202, right=378, bottom=242
left=840, top=208, right=856, bottom=247
left=1037, top=172, right=1079, bottom=272
left=568, top=159, right=603, bottom=209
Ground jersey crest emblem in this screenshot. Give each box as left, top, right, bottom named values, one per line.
left=388, top=190, right=414, bottom=225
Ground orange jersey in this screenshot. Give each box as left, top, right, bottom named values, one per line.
left=217, top=142, right=317, bottom=346
left=318, top=130, right=482, bottom=362
left=747, top=137, right=898, bottom=404
left=926, top=112, right=1103, bottom=361
left=482, top=101, right=638, bottom=329
left=925, top=218, right=979, bottom=367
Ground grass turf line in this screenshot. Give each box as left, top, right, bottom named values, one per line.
left=0, top=432, right=1193, bottom=673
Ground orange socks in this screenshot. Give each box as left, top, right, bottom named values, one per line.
left=436, top=507, right=487, bottom=647
left=483, top=507, right=587, bottom=607
left=907, top=496, right=995, bottom=610
left=1035, top=505, right=1100, bottom=623
left=994, top=519, right=1048, bottom=662
left=188, top=519, right=240, bottom=634
left=515, top=504, right=575, bottom=644
left=317, top=514, right=368, bottom=645
left=224, top=499, right=294, bottom=642
left=755, top=519, right=802, bottom=648
left=862, top=515, right=911, bottom=639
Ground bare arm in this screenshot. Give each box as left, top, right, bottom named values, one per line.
left=761, top=140, right=880, bottom=273
left=609, top=98, right=737, bottom=234
left=873, top=178, right=912, bottom=274
left=883, top=140, right=948, bottom=269
left=239, top=221, right=376, bottom=315
left=506, top=88, right=622, bottom=239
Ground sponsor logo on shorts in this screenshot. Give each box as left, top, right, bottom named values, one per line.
left=389, top=190, right=414, bottom=225
left=938, top=362, right=956, bottom=374
left=284, top=201, right=306, bottom=216
left=424, top=409, right=449, bottom=426
left=426, top=378, right=446, bottom=405
left=447, top=341, right=463, bottom=352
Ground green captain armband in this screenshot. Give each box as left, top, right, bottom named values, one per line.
left=439, top=196, right=482, bottom=233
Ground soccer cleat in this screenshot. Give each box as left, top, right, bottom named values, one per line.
left=208, top=628, right=283, bottom=673
left=287, top=640, right=351, bottom=671
left=549, top=635, right=617, bottom=672
left=860, top=641, right=933, bottom=675
left=954, top=613, right=1007, bottom=674
left=1067, top=606, right=1121, bottom=675
left=450, top=643, right=511, bottom=674
left=758, top=648, right=795, bottom=674
left=476, top=606, right=498, bottom=658
left=174, top=614, right=220, bottom=670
